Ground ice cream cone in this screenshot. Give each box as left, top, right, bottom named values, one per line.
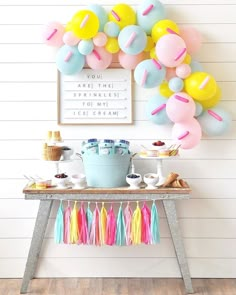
left=162, top=172, right=179, bottom=187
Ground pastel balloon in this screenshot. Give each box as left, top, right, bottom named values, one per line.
left=176, top=63, right=191, bottom=79
left=180, top=26, right=202, bottom=55
left=63, top=31, right=80, bottom=46
left=86, top=46, right=112, bottom=70
left=118, top=51, right=145, bottom=70
left=190, top=60, right=203, bottom=73
left=155, top=34, right=187, bottom=68
left=200, top=85, right=221, bottom=109
left=70, top=10, right=99, bottom=39
left=136, top=0, right=166, bottom=35
left=87, top=4, right=108, bottom=32
left=42, top=22, right=65, bottom=47
left=118, top=25, right=147, bottom=55
left=198, top=107, right=232, bottom=136
left=165, top=67, right=176, bottom=81
left=104, top=21, right=120, bottom=37
left=78, top=39, right=94, bottom=55
left=109, top=4, right=136, bottom=29
left=184, top=72, right=217, bottom=101
left=56, top=45, right=85, bottom=75
left=166, top=92, right=196, bottom=123
left=93, top=32, right=108, bottom=47
left=105, top=37, right=120, bottom=53
left=144, top=36, right=155, bottom=52
left=195, top=101, right=203, bottom=117
left=172, top=118, right=202, bottom=149
left=168, top=77, right=184, bottom=92
left=159, top=81, right=173, bottom=97
left=134, top=59, right=166, bottom=88
left=150, top=47, right=157, bottom=59
left=151, top=19, right=179, bottom=43
left=146, top=94, right=171, bottom=125
left=183, top=53, right=191, bottom=65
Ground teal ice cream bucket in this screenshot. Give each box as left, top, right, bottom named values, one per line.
left=82, top=153, right=131, bottom=188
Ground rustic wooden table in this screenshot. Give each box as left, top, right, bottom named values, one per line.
left=20, top=186, right=194, bottom=294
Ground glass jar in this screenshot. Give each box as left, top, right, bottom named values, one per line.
left=99, top=139, right=115, bottom=155
left=115, top=139, right=130, bottom=155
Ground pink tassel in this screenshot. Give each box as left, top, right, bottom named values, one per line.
left=141, top=202, right=151, bottom=244
left=124, top=202, right=132, bottom=245
left=90, top=203, right=100, bottom=246
left=78, top=202, right=88, bottom=244
left=105, top=205, right=117, bottom=246
left=63, top=201, right=72, bottom=244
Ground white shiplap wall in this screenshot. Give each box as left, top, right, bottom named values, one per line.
left=0, top=0, right=236, bottom=278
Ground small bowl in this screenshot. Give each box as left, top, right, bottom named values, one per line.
left=126, top=173, right=142, bottom=189
left=54, top=173, right=69, bottom=188
left=144, top=173, right=159, bottom=189
left=61, top=147, right=74, bottom=161
left=71, top=173, right=86, bottom=189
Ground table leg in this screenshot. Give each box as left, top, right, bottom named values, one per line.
left=163, top=200, right=194, bottom=294
left=20, top=200, right=53, bottom=294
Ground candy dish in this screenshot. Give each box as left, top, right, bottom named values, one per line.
left=126, top=173, right=142, bottom=189
left=71, top=173, right=86, bottom=189
left=144, top=173, right=159, bottom=189
left=54, top=173, right=69, bottom=188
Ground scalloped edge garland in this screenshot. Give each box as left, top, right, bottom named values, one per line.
left=43, top=0, right=232, bottom=149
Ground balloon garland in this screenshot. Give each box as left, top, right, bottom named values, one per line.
left=43, top=0, right=232, bottom=149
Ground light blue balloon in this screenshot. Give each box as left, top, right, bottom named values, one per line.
left=146, top=94, right=171, bottom=125
left=104, top=21, right=120, bottom=37
left=168, top=77, right=184, bottom=92
left=56, top=45, right=85, bottom=75
left=78, top=39, right=94, bottom=55
left=134, top=59, right=166, bottom=88
left=194, top=101, right=203, bottom=117
left=198, top=107, right=232, bottom=136
left=190, top=60, right=203, bottom=73
left=87, top=4, right=108, bottom=32
left=118, top=25, right=147, bottom=55
left=137, top=0, right=166, bottom=35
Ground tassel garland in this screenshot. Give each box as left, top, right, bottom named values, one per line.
left=55, top=200, right=160, bottom=246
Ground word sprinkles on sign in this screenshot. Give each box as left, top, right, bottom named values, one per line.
left=58, top=69, right=132, bottom=125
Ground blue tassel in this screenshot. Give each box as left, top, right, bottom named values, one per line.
left=86, top=202, right=93, bottom=244
left=54, top=201, right=64, bottom=244
left=116, top=203, right=126, bottom=246
left=151, top=201, right=160, bottom=244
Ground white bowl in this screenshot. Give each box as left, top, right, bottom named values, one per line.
left=61, top=147, right=73, bottom=160
left=71, top=173, right=86, bottom=189
left=144, top=173, right=159, bottom=189
left=54, top=174, right=69, bottom=188
left=126, top=173, right=142, bottom=189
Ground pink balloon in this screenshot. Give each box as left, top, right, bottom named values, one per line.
left=93, top=32, right=108, bottom=47
left=118, top=51, right=145, bottom=70
left=172, top=118, right=202, bottom=149
left=165, top=67, right=176, bottom=81
left=42, top=22, right=65, bottom=47
left=155, top=34, right=187, bottom=68
left=166, top=92, right=195, bottom=123
left=176, top=64, right=191, bottom=79
left=86, top=46, right=112, bottom=70
left=63, top=31, right=80, bottom=46
left=180, top=26, right=202, bottom=55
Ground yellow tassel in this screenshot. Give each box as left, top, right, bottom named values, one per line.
left=100, top=202, right=107, bottom=245
left=70, top=201, right=78, bottom=243
left=131, top=202, right=141, bottom=245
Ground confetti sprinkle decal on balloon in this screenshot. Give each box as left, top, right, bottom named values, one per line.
left=80, top=14, right=90, bottom=28
left=174, top=48, right=187, bottom=61
left=152, top=59, right=162, bottom=70
left=151, top=103, right=166, bottom=115
left=64, top=51, right=73, bottom=62
left=93, top=49, right=101, bottom=60
left=47, top=29, right=57, bottom=40
left=125, top=32, right=137, bottom=48
left=199, top=75, right=210, bottom=90
left=141, top=69, right=148, bottom=86
left=174, top=94, right=189, bottom=103
left=207, top=109, right=222, bottom=121
left=111, top=10, right=121, bottom=21
left=142, top=4, right=154, bottom=15
left=178, top=131, right=189, bottom=140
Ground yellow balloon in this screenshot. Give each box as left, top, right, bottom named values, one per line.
left=109, top=4, right=136, bottom=29
left=105, top=38, right=120, bottom=54
left=71, top=10, right=99, bottom=39
left=159, top=81, right=173, bottom=98
left=201, top=85, right=221, bottom=109
left=151, top=19, right=179, bottom=43
left=66, top=21, right=73, bottom=32
left=144, top=36, right=155, bottom=52
left=184, top=72, right=217, bottom=101
left=183, top=53, right=191, bottom=65
left=150, top=47, right=157, bottom=59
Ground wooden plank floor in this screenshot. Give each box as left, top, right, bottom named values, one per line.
left=1, top=278, right=236, bottom=295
